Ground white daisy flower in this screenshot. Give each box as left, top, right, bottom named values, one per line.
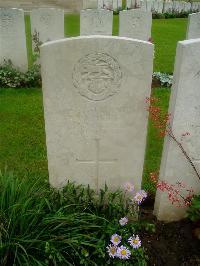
left=119, top=217, right=128, bottom=226
left=106, top=244, right=117, bottom=258
left=124, top=182, right=134, bottom=192
left=110, top=233, right=122, bottom=246
left=139, top=190, right=148, bottom=199
left=128, top=235, right=141, bottom=249
left=133, top=190, right=147, bottom=205
left=117, top=245, right=131, bottom=260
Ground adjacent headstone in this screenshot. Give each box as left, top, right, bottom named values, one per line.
left=104, top=0, right=113, bottom=9
left=41, top=36, right=153, bottom=190
left=154, top=38, right=200, bottom=221
left=146, top=0, right=153, bottom=12
left=126, top=0, right=132, bottom=9
left=118, top=0, right=123, bottom=9
left=140, top=0, right=147, bottom=11
left=80, top=9, right=113, bottom=36
left=163, top=2, right=173, bottom=12
left=119, top=9, right=152, bottom=41
left=83, top=0, right=98, bottom=9
left=0, top=8, right=27, bottom=71
left=98, top=0, right=104, bottom=9
left=30, top=8, right=64, bottom=52
left=173, top=1, right=180, bottom=13
left=113, top=0, right=118, bottom=10
left=186, top=12, right=200, bottom=39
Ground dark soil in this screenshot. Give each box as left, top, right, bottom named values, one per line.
left=140, top=200, right=200, bottom=266
left=151, top=78, right=162, bottom=88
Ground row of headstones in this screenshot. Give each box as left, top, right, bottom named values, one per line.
left=86, top=0, right=200, bottom=13
left=40, top=34, right=200, bottom=222
left=1, top=7, right=200, bottom=71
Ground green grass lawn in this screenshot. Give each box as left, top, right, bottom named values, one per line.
left=1, top=16, right=186, bottom=193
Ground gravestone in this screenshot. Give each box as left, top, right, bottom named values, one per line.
left=41, top=36, right=153, bottom=190
left=186, top=12, right=200, bottom=39
left=126, top=0, right=132, bottom=9
left=98, top=0, right=104, bottom=9
left=118, top=0, right=123, bottom=9
left=140, top=0, right=147, bottom=11
left=146, top=0, right=153, bottom=12
left=30, top=8, right=64, bottom=52
left=80, top=9, right=113, bottom=36
left=104, top=0, right=113, bottom=9
left=154, top=38, right=200, bottom=221
left=113, top=0, right=118, bottom=10
left=83, top=0, right=98, bottom=9
left=119, top=9, right=152, bottom=41
left=0, top=8, right=27, bottom=71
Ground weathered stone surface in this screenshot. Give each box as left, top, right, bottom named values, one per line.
left=83, top=0, right=98, bottom=9
left=0, top=0, right=83, bottom=12
left=126, top=0, right=132, bottom=9
left=98, top=0, right=104, bottom=9
left=30, top=8, right=64, bottom=50
left=41, top=36, right=153, bottom=190
left=119, top=9, right=152, bottom=41
left=80, top=9, right=113, bottom=36
left=104, top=0, right=113, bottom=9
left=154, top=39, right=200, bottom=221
left=187, top=12, right=200, bottom=39
left=118, top=0, right=122, bottom=9
left=113, top=0, right=118, bottom=10
left=0, top=8, right=27, bottom=71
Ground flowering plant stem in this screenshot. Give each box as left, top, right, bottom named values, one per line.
left=166, top=125, right=200, bottom=181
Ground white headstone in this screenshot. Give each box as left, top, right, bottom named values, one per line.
left=113, top=0, right=118, bottom=10
left=104, top=0, right=113, bottom=9
left=30, top=8, right=64, bottom=51
left=80, top=9, right=113, bottom=36
left=158, top=1, right=164, bottom=13
left=0, top=8, right=27, bottom=71
left=41, top=36, right=153, bottom=190
left=173, top=1, right=180, bottom=13
left=187, top=12, right=200, bottom=40
left=154, top=39, right=200, bottom=221
left=163, top=2, right=173, bottom=12
left=146, top=0, right=153, bottom=12
left=118, top=0, right=123, bottom=9
left=83, top=0, right=98, bottom=9
left=119, top=9, right=152, bottom=41
left=98, top=0, right=104, bottom=9
left=140, top=1, right=147, bottom=11
left=126, top=0, right=132, bottom=9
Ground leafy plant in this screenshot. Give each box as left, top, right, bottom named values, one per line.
left=0, top=170, right=148, bottom=265
left=187, top=195, right=200, bottom=221
left=0, top=60, right=41, bottom=88
left=153, top=72, right=173, bottom=87
left=152, top=11, right=191, bottom=19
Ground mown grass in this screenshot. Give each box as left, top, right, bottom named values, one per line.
left=143, top=87, right=171, bottom=194
left=0, top=89, right=48, bottom=179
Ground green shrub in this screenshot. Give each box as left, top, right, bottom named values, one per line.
left=187, top=195, right=200, bottom=222
left=0, top=171, right=148, bottom=265
left=0, top=61, right=41, bottom=89
left=152, top=11, right=190, bottom=19
left=153, top=72, right=173, bottom=87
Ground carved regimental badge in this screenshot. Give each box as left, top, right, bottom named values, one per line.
left=72, top=53, right=122, bottom=101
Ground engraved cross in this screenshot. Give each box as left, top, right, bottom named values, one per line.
left=76, top=138, right=118, bottom=190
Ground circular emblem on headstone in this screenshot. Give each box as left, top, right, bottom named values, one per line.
left=72, top=53, right=122, bottom=101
